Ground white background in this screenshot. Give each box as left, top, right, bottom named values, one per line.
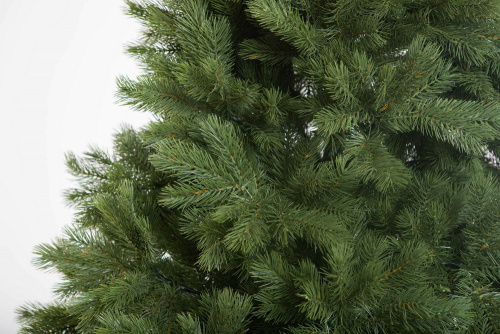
left=0, top=0, right=150, bottom=332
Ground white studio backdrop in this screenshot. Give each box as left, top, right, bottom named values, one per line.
left=0, top=0, right=151, bottom=332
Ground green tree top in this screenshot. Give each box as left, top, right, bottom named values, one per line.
left=18, top=0, right=500, bottom=333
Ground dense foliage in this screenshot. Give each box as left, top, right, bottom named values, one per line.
left=18, top=0, right=500, bottom=332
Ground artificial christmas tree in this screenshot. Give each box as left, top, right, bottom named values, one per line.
left=18, top=0, right=500, bottom=332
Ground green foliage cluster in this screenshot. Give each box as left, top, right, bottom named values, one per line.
left=17, top=0, right=500, bottom=332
